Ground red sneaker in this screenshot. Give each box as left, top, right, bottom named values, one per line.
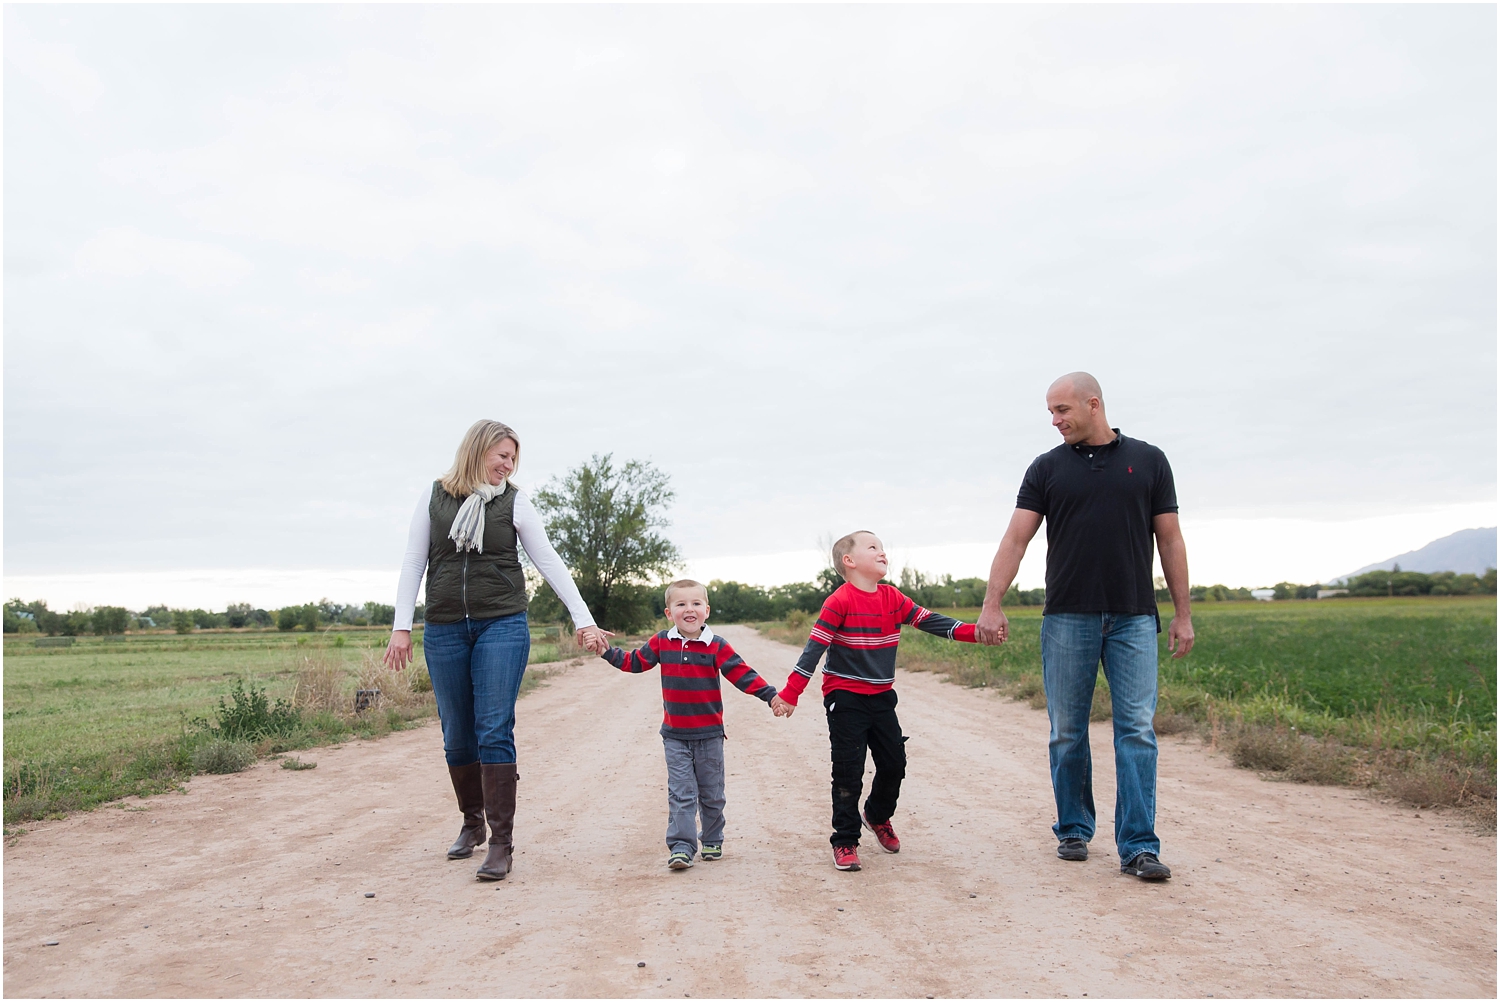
left=832, top=845, right=861, bottom=871
left=862, top=811, right=901, bottom=853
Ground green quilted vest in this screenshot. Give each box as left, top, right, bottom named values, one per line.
left=424, top=481, right=529, bottom=624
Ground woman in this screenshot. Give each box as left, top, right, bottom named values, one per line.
left=385, top=419, right=609, bottom=881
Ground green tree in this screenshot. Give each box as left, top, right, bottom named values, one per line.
left=277, top=607, right=300, bottom=631
left=172, top=609, right=196, bottom=634
left=532, top=454, right=682, bottom=632
left=299, top=604, right=320, bottom=632
left=92, top=606, right=130, bottom=635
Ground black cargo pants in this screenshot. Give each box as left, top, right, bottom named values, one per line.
left=824, top=688, right=907, bottom=847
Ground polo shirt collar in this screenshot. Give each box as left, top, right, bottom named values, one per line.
left=1073, top=428, right=1123, bottom=451
left=667, top=623, right=714, bottom=644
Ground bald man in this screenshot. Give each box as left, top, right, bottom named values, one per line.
left=977, top=372, right=1193, bottom=881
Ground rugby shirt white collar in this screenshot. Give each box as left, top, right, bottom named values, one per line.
left=666, top=623, right=715, bottom=645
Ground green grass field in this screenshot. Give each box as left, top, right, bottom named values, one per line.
left=769, top=596, right=1496, bottom=810
left=3, top=627, right=573, bottom=826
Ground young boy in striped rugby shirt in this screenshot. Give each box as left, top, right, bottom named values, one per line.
left=600, top=579, right=779, bottom=869
left=770, top=531, right=978, bottom=871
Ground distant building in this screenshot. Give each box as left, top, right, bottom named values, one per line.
left=1251, top=589, right=1275, bottom=602
left=1316, top=588, right=1349, bottom=599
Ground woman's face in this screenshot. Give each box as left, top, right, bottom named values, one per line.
left=484, top=438, right=518, bottom=486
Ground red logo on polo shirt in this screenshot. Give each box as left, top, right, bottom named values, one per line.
left=1128, top=466, right=1133, bottom=473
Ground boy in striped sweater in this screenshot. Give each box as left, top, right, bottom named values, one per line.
left=770, top=531, right=978, bottom=871
left=600, top=579, right=780, bottom=869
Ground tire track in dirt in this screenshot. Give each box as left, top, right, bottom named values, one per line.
left=4, top=625, right=1493, bottom=997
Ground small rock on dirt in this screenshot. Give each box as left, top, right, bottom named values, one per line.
left=364, top=892, right=375, bottom=898
left=43, top=940, right=58, bottom=946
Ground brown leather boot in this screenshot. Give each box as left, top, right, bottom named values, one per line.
left=476, top=762, right=518, bottom=881
left=446, top=762, right=486, bottom=859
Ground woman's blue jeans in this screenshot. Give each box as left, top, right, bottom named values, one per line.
left=1040, top=612, right=1160, bottom=864
left=422, top=613, right=531, bottom=766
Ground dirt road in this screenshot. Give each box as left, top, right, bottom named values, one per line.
left=4, top=625, right=1493, bottom=997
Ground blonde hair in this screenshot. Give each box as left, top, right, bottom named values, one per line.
left=664, top=579, right=708, bottom=605
left=440, top=420, right=521, bottom=499
left=831, top=531, right=875, bottom=579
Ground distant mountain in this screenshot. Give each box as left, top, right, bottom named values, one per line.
left=1339, top=527, right=1497, bottom=581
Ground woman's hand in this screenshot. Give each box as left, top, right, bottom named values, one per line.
left=576, top=626, right=614, bottom=655
left=384, top=630, right=414, bottom=671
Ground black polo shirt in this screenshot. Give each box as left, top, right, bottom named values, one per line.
left=1015, top=430, right=1178, bottom=623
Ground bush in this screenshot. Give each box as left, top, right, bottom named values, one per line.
left=1380, top=757, right=1495, bottom=809
left=192, top=739, right=257, bottom=774
left=172, top=609, right=195, bottom=634
left=1153, top=712, right=1196, bottom=736
left=212, top=679, right=301, bottom=740
left=277, top=607, right=300, bottom=631
left=1228, top=725, right=1353, bottom=785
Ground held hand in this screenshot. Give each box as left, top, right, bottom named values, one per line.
left=576, top=626, right=614, bottom=655
left=976, top=606, right=1009, bottom=646
left=383, top=630, right=414, bottom=671
left=770, top=695, right=795, bottom=718
left=1167, top=615, right=1194, bottom=659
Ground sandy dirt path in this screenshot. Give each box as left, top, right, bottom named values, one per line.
left=4, top=625, right=1493, bottom=998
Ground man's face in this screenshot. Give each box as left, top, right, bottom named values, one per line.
left=1046, top=387, right=1099, bottom=445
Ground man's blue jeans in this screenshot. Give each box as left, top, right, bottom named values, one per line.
left=1040, top=612, right=1160, bottom=863
left=422, top=613, right=531, bottom=766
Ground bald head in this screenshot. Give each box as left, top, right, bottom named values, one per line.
left=1045, top=371, right=1113, bottom=446
left=1049, top=371, right=1104, bottom=406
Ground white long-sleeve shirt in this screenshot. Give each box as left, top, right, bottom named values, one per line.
left=394, top=484, right=596, bottom=632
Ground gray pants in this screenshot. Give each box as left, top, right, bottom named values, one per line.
left=663, top=734, right=726, bottom=854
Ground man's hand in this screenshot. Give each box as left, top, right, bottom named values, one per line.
left=976, top=606, right=1009, bottom=646
left=770, top=695, right=795, bottom=718
left=977, top=509, right=1040, bottom=646
left=1167, top=615, right=1194, bottom=659
left=383, top=630, right=413, bottom=671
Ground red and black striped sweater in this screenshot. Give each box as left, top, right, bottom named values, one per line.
left=779, top=582, right=977, bottom=705
left=602, top=626, right=778, bottom=740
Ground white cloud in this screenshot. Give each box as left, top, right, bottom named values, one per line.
left=6, top=21, right=103, bottom=113
left=73, top=227, right=253, bottom=288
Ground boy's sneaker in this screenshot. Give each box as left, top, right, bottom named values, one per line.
left=667, top=851, right=694, bottom=869
left=699, top=844, right=723, bottom=861
left=1121, top=852, right=1171, bottom=880
left=861, top=811, right=901, bottom=853
left=832, top=845, right=862, bottom=871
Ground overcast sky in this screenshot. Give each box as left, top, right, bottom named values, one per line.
left=5, top=5, right=1496, bottom=610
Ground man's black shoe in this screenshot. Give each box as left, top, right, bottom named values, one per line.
left=1121, top=852, right=1171, bottom=880
left=1056, top=838, right=1088, bottom=861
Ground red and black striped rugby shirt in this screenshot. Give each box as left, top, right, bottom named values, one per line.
left=602, top=626, right=778, bottom=740
left=779, top=583, right=977, bottom=705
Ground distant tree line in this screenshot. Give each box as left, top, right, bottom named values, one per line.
left=1181, top=566, right=1497, bottom=603
left=3, top=598, right=404, bottom=636
left=527, top=562, right=1046, bottom=630
left=1337, top=566, right=1497, bottom=598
